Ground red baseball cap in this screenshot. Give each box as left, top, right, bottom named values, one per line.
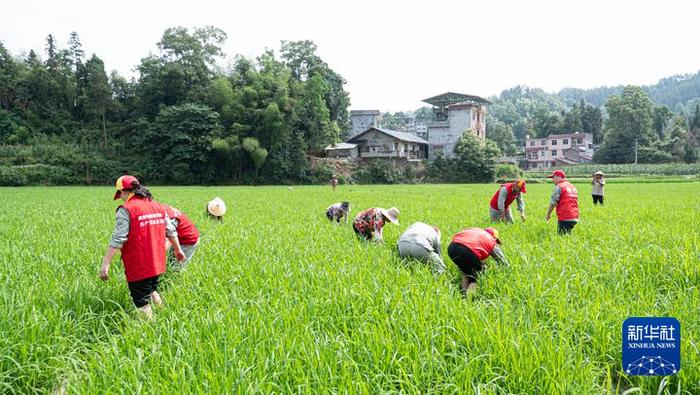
left=546, top=170, right=566, bottom=179
left=484, top=227, right=502, bottom=244
left=113, top=175, right=139, bottom=200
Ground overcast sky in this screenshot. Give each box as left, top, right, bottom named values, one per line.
left=2, top=0, right=699, bottom=112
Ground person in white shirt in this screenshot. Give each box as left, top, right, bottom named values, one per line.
left=592, top=171, right=605, bottom=205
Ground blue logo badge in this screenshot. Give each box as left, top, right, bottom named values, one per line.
left=622, top=317, right=680, bottom=376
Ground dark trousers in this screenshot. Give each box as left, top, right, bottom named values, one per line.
left=127, top=275, right=160, bottom=307
left=447, top=242, right=482, bottom=280
left=592, top=195, right=604, bottom=205
left=558, top=220, right=577, bottom=235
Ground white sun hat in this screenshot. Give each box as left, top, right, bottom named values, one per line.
left=207, top=197, right=227, bottom=217
left=380, top=207, right=400, bottom=225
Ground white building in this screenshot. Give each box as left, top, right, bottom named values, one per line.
left=422, top=92, right=490, bottom=159
left=347, top=110, right=382, bottom=138
left=525, top=132, right=594, bottom=169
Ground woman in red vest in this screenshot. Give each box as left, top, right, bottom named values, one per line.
left=489, top=179, right=527, bottom=223
left=448, top=227, right=509, bottom=294
left=545, top=170, right=580, bottom=235
left=163, top=205, right=200, bottom=270
left=100, top=175, right=185, bottom=319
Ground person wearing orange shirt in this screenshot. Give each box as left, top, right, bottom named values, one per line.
left=447, top=227, right=509, bottom=294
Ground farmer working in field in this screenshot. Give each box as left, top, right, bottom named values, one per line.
left=326, top=201, right=351, bottom=224
left=489, top=179, right=527, bottom=223
left=100, top=175, right=185, bottom=320
left=591, top=171, right=605, bottom=205
left=448, top=227, right=508, bottom=294
left=330, top=174, right=339, bottom=192
left=206, top=197, right=227, bottom=220
left=163, top=204, right=200, bottom=270
left=352, top=207, right=400, bottom=242
left=545, top=170, right=580, bottom=235
left=397, top=222, right=445, bottom=274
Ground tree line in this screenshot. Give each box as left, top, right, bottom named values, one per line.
left=1, top=28, right=698, bottom=187
left=0, top=27, right=349, bottom=185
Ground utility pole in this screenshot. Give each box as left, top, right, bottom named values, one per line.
left=634, top=138, right=638, bottom=165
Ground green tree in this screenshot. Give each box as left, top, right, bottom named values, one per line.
left=68, top=32, right=86, bottom=118
left=280, top=40, right=349, bottom=130
left=595, top=86, right=655, bottom=163
left=136, top=26, right=227, bottom=117
left=288, top=131, right=308, bottom=181
left=652, top=105, right=672, bottom=139
left=147, top=104, right=222, bottom=183
left=83, top=55, right=112, bottom=149
left=562, top=103, right=583, bottom=132
left=0, top=42, right=19, bottom=110
left=241, top=137, right=268, bottom=176
left=684, top=105, right=700, bottom=162
left=486, top=119, right=517, bottom=155
left=452, top=132, right=501, bottom=182
left=45, top=34, right=59, bottom=75
left=579, top=100, right=603, bottom=144
left=531, top=107, right=564, bottom=137
left=414, top=106, right=435, bottom=122
left=109, top=71, right=135, bottom=122
left=296, top=74, right=333, bottom=153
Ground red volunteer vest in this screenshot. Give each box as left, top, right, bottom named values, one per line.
left=556, top=180, right=579, bottom=221
left=164, top=205, right=200, bottom=246
left=119, top=197, right=167, bottom=282
left=451, top=228, right=498, bottom=261
left=489, top=182, right=519, bottom=210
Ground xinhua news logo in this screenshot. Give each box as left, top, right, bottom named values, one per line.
left=622, top=317, right=680, bottom=376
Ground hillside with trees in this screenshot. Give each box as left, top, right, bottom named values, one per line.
left=1, top=28, right=698, bottom=186
left=0, top=27, right=348, bottom=185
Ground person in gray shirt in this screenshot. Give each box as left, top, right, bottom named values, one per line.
left=397, top=222, right=445, bottom=274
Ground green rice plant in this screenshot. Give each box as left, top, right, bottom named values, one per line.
left=0, top=182, right=697, bottom=393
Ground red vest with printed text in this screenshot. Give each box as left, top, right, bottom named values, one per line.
left=489, top=182, right=519, bottom=210
left=164, top=205, right=200, bottom=246
left=119, top=197, right=167, bottom=282
left=556, top=180, right=579, bottom=221
left=451, top=228, right=498, bottom=261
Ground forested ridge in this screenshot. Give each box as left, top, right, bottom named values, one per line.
left=1, top=27, right=698, bottom=186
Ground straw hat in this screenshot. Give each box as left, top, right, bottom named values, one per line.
left=594, top=171, right=604, bottom=176
left=380, top=207, right=400, bottom=225
left=207, top=197, right=227, bottom=217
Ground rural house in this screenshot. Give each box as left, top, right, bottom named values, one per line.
left=345, top=127, right=429, bottom=160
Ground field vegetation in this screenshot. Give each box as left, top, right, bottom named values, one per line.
left=0, top=182, right=697, bottom=393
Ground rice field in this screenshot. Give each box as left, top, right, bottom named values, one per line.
left=0, top=182, right=698, bottom=394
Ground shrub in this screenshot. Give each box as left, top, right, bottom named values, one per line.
left=495, top=164, right=522, bottom=180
